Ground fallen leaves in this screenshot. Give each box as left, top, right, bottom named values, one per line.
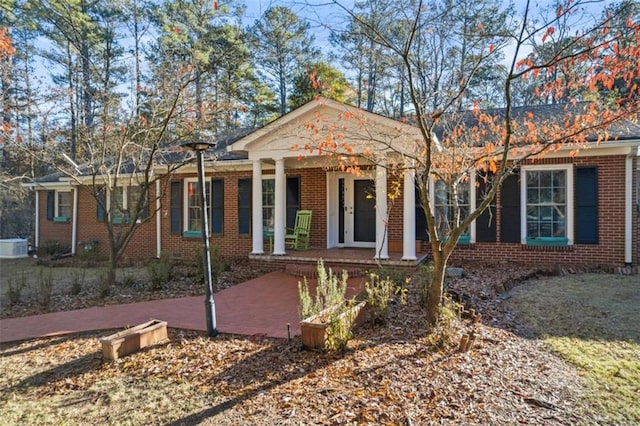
left=0, top=262, right=606, bottom=425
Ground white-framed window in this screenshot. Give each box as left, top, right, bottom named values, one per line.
left=108, top=185, right=146, bottom=223
left=56, top=190, right=72, bottom=218
left=262, top=177, right=275, bottom=231
left=430, top=174, right=476, bottom=243
left=521, top=164, right=574, bottom=246
left=183, top=178, right=211, bottom=235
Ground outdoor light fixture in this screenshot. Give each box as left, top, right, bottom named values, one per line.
left=182, top=140, right=218, bottom=337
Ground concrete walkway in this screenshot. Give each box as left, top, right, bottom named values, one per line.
left=0, top=271, right=364, bottom=343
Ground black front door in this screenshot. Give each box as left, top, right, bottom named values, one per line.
left=353, top=179, right=376, bottom=242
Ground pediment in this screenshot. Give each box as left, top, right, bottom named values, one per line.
left=228, top=97, right=423, bottom=160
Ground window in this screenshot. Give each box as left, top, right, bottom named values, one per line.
left=108, top=186, right=148, bottom=224
left=433, top=178, right=472, bottom=243
left=46, top=190, right=72, bottom=221
left=184, top=179, right=211, bottom=236
left=56, top=191, right=72, bottom=219
left=522, top=165, right=573, bottom=246
left=262, top=178, right=275, bottom=230
left=262, top=176, right=301, bottom=231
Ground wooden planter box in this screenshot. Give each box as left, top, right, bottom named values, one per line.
left=300, top=301, right=366, bottom=350
left=100, top=319, right=168, bottom=361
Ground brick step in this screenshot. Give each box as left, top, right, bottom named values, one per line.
left=285, top=263, right=368, bottom=279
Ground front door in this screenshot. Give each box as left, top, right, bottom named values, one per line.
left=339, top=175, right=376, bottom=247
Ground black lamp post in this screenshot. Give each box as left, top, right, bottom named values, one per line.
left=182, top=140, right=217, bottom=337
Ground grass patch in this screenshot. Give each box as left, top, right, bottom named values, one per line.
left=506, top=273, right=640, bottom=424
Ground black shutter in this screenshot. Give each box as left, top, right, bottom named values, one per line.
left=96, top=186, right=106, bottom=221
left=575, top=167, right=598, bottom=244
left=211, top=179, right=224, bottom=234
left=170, top=181, right=182, bottom=235
left=286, top=176, right=300, bottom=229
left=238, top=178, right=251, bottom=235
left=46, top=190, right=54, bottom=220
left=415, top=185, right=428, bottom=240
left=476, top=174, right=497, bottom=242
left=500, top=172, right=521, bottom=243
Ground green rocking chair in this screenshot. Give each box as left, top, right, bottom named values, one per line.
left=285, top=210, right=312, bottom=250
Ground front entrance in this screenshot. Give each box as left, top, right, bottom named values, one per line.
left=332, top=174, right=376, bottom=248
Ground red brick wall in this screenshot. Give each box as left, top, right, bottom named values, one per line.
left=159, top=167, right=330, bottom=261
left=444, top=155, right=636, bottom=266
left=37, top=191, right=73, bottom=251
left=35, top=154, right=638, bottom=267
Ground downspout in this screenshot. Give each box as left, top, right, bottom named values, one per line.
left=156, top=179, right=161, bottom=258
left=34, top=190, right=39, bottom=250
left=71, top=187, right=78, bottom=255
left=624, top=154, right=633, bottom=265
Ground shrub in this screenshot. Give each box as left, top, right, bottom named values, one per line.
left=426, top=294, right=464, bottom=351
left=147, top=255, right=173, bottom=291
left=69, top=269, right=85, bottom=295
left=42, top=240, right=69, bottom=258
left=415, top=262, right=434, bottom=306
left=37, top=268, right=54, bottom=308
left=98, top=271, right=111, bottom=298
left=298, top=260, right=358, bottom=351
left=195, top=245, right=226, bottom=291
left=5, top=270, right=27, bottom=305
left=364, top=273, right=408, bottom=325
left=298, top=259, right=348, bottom=319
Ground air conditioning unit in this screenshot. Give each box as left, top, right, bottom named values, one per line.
left=0, top=239, right=29, bottom=259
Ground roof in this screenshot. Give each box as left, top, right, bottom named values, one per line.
left=435, top=102, right=640, bottom=144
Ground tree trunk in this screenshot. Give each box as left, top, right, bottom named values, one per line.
left=426, top=249, right=448, bottom=327
left=106, top=246, right=118, bottom=287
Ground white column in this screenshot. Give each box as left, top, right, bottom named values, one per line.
left=375, top=162, right=389, bottom=259
left=156, top=179, right=162, bottom=258
left=71, top=187, right=78, bottom=255
left=402, top=167, right=417, bottom=260
left=251, top=159, right=264, bottom=254
left=624, top=155, right=633, bottom=264
left=273, top=158, right=287, bottom=255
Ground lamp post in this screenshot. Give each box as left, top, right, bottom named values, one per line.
left=182, top=141, right=217, bottom=337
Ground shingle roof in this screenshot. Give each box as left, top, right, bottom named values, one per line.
left=435, top=102, right=640, bottom=144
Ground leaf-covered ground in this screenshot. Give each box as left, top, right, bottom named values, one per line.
left=0, top=257, right=267, bottom=319
left=0, top=262, right=615, bottom=425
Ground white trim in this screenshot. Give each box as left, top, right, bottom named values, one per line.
left=156, top=180, right=162, bottom=258
left=53, top=189, right=73, bottom=218
left=520, top=164, right=574, bottom=245
left=428, top=174, right=475, bottom=242
left=182, top=177, right=210, bottom=234
left=35, top=191, right=39, bottom=249
left=624, top=155, right=633, bottom=264
left=402, top=167, right=417, bottom=260
left=71, top=189, right=78, bottom=255
left=251, top=160, right=264, bottom=254
left=273, top=159, right=286, bottom=255
left=375, top=163, right=389, bottom=259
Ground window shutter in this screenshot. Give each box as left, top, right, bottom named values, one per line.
left=170, top=181, right=182, bottom=234
left=96, top=186, right=106, bottom=221
left=211, top=179, right=224, bottom=234
left=476, top=174, right=497, bottom=242
left=500, top=172, right=521, bottom=243
left=415, top=185, right=428, bottom=240
left=575, top=167, right=598, bottom=244
left=238, top=178, right=251, bottom=235
left=46, top=191, right=54, bottom=221
left=286, top=176, right=300, bottom=229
